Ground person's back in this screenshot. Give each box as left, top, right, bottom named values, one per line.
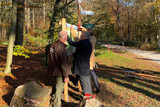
left=73, top=39, right=92, bottom=76
left=67, top=31, right=94, bottom=97
left=89, top=36, right=96, bottom=70
left=47, top=30, right=71, bottom=107
left=48, top=40, right=70, bottom=77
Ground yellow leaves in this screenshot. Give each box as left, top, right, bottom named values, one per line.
left=143, top=1, right=160, bottom=9
left=110, top=16, right=116, bottom=24
left=0, top=23, right=11, bottom=28
left=143, top=2, right=155, bottom=9
left=17, top=5, right=24, bottom=8
left=31, top=51, right=38, bottom=54
left=13, top=45, right=32, bottom=58
left=1, top=1, right=11, bottom=6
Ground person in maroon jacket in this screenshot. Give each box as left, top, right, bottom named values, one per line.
left=48, top=30, right=71, bottom=107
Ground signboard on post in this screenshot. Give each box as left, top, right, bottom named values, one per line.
left=83, top=24, right=94, bottom=30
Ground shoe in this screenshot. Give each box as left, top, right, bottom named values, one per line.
left=83, top=93, right=96, bottom=100
left=95, top=89, right=100, bottom=93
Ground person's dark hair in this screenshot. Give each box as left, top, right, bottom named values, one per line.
left=87, top=28, right=93, bottom=36
left=82, top=31, right=91, bottom=39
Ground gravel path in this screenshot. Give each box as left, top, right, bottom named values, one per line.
left=102, top=44, right=160, bottom=65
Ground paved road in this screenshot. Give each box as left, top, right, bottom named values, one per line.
left=101, top=44, right=160, bottom=65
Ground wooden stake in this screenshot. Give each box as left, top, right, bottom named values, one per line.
left=77, top=1, right=81, bottom=25
left=78, top=80, right=83, bottom=92
left=62, top=18, right=66, bottom=31
left=64, top=81, right=68, bottom=102
left=62, top=18, right=68, bottom=102
left=77, top=1, right=82, bottom=38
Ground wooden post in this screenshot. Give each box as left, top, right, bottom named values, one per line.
left=77, top=1, right=83, bottom=91
left=77, top=1, right=81, bottom=25
left=77, top=0, right=82, bottom=38
left=62, top=18, right=68, bottom=102
left=62, top=18, right=66, bottom=31
left=4, top=0, right=17, bottom=74
left=122, top=42, right=124, bottom=52
left=78, top=81, right=83, bottom=92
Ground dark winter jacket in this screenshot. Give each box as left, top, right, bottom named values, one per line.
left=67, top=37, right=92, bottom=76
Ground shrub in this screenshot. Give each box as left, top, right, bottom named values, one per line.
left=13, top=45, right=33, bottom=58
left=140, top=43, right=158, bottom=50
left=124, top=40, right=142, bottom=47
left=140, top=43, right=151, bottom=50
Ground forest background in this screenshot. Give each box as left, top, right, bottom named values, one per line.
left=0, top=0, right=160, bottom=79
left=1, top=0, right=160, bottom=48
left=0, top=0, right=160, bottom=106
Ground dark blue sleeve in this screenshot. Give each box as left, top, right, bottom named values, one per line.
left=67, top=36, right=79, bottom=47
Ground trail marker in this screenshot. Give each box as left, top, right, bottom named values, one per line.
left=108, top=44, right=110, bottom=51
left=122, top=42, right=124, bottom=52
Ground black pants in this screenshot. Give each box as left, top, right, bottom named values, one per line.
left=90, top=70, right=100, bottom=91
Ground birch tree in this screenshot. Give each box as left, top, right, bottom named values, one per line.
left=4, top=0, right=17, bottom=74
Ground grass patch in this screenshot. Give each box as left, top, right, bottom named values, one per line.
left=95, top=44, right=160, bottom=106
left=1, top=42, right=8, bottom=45
left=95, top=44, right=135, bottom=68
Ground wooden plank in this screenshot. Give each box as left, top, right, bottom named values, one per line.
left=107, top=68, right=160, bottom=79
left=64, top=82, right=68, bottom=102
left=78, top=80, right=83, bottom=92
left=62, top=18, right=68, bottom=102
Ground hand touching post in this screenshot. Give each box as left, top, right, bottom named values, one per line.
left=64, top=77, right=69, bottom=82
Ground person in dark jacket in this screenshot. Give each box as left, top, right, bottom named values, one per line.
left=71, top=26, right=100, bottom=93
left=48, top=30, right=71, bottom=107
left=67, top=31, right=93, bottom=98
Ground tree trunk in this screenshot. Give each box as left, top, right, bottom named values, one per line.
left=32, top=9, right=35, bottom=28
left=127, top=9, right=130, bottom=40
left=15, top=0, right=25, bottom=46
left=134, top=1, right=138, bottom=40
left=0, top=0, right=1, bottom=40
left=158, top=2, right=160, bottom=49
left=48, top=0, right=61, bottom=39
left=4, top=0, right=17, bottom=74
left=48, top=0, right=74, bottom=39
left=25, top=0, right=30, bottom=33
left=2, top=28, right=7, bottom=39
left=43, top=3, right=46, bottom=24
left=116, top=0, right=120, bottom=36
left=158, top=15, right=160, bottom=49
left=27, top=5, right=30, bottom=30
left=127, top=1, right=133, bottom=41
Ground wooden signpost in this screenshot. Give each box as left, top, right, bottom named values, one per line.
left=62, top=0, right=95, bottom=101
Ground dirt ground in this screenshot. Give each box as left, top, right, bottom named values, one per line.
left=0, top=45, right=84, bottom=106
left=0, top=45, right=160, bottom=106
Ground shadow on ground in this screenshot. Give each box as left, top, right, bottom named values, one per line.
left=95, top=63, right=160, bottom=102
